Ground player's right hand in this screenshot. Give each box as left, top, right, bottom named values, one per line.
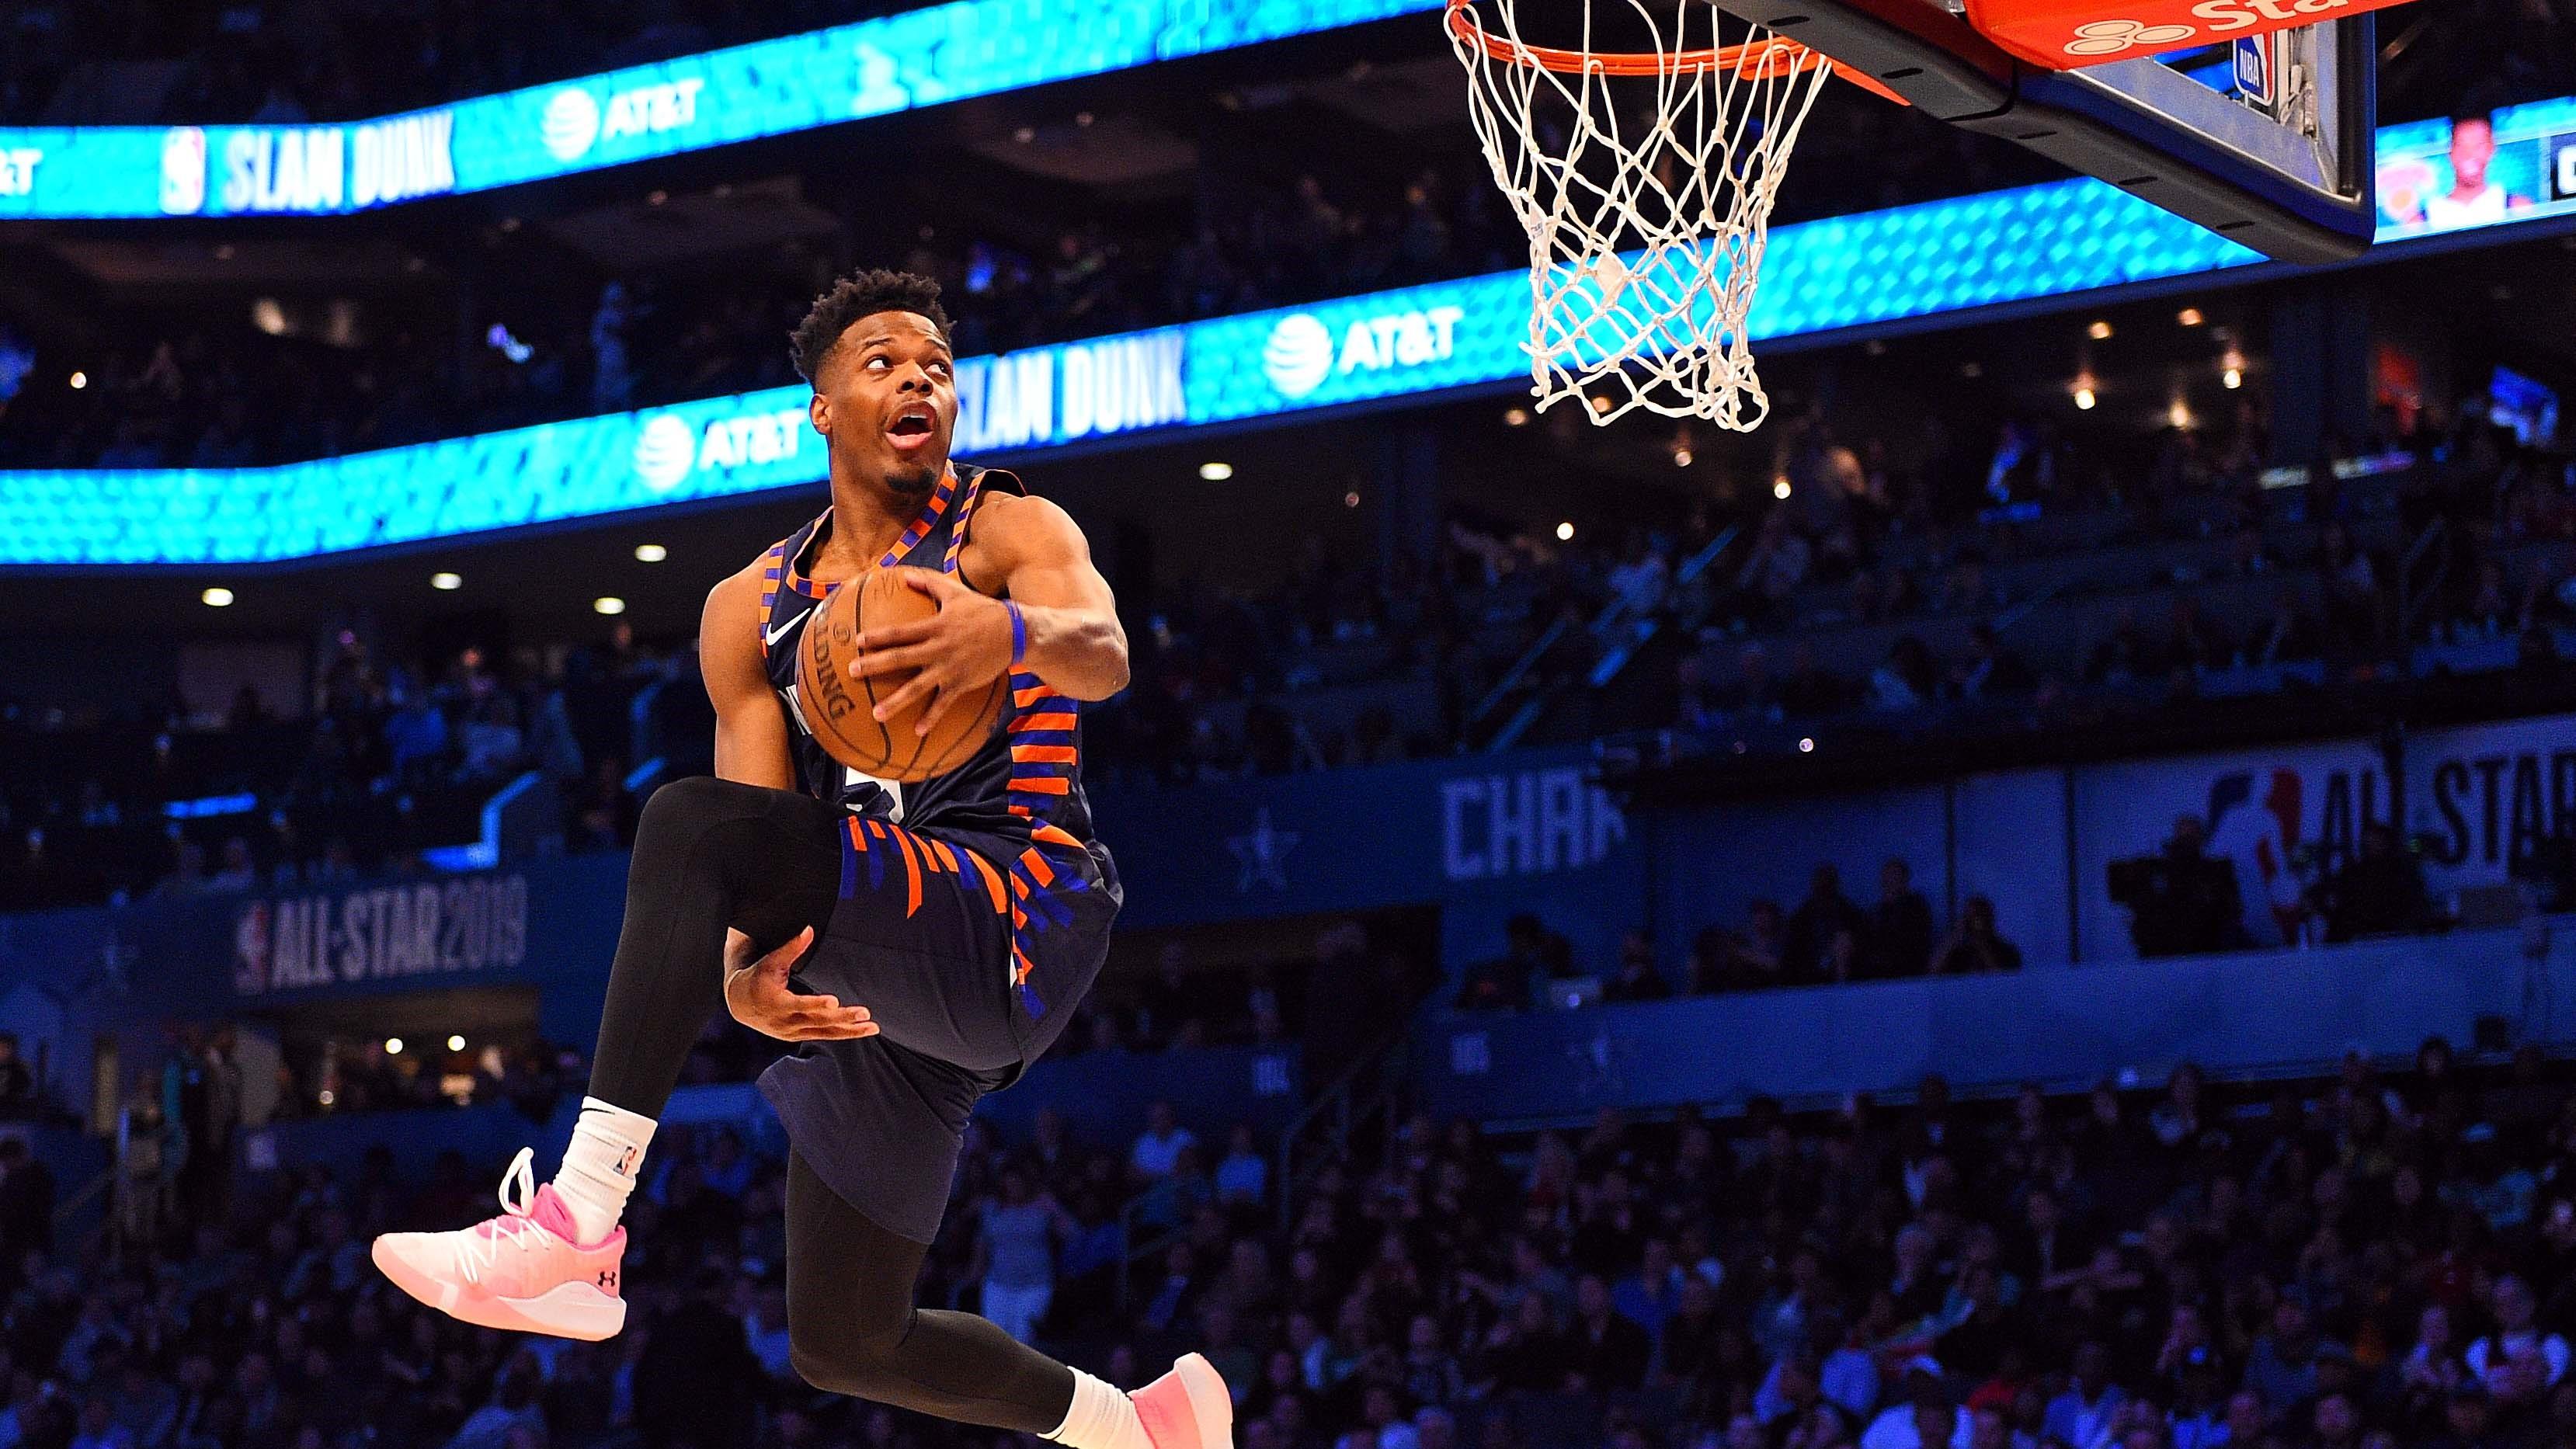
left=722, top=927, right=878, bottom=1041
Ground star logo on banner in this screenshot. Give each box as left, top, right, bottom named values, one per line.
left=1228, top=808, right=1300, bottom=892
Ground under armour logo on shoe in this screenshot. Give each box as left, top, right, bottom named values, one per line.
left=598, top=1269, right=620, bottom=1291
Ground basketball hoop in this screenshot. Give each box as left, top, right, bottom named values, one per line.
left=1447, top=0, right=1897, bottom=430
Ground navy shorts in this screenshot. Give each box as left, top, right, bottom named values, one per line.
left=759, top=815, right=1111, bottom=1244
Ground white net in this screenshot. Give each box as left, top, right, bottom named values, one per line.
left=1448, top=0, right=1836, bottom=430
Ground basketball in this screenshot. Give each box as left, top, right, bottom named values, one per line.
left=794, top=566, right=1008, bottom=782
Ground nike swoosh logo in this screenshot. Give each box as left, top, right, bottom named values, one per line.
left=765, top=614, right=801, bottom=648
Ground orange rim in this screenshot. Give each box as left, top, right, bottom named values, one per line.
left=1444, top=0, right=1908, bottom=103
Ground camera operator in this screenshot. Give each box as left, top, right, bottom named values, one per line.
left=2315, top=820, right=2435, bottom=941
left=2108, top=815, right=2246, bottom=958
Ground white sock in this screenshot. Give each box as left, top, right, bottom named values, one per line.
left=1044, top=1368, right=1150, bottom=1449
left=551, top=1096, right=656, bottom=1242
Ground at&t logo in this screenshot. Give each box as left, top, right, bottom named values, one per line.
left=633, top=414, right=698, bottom=492
left=0, top=147, right=41, bottom=198
left=1264, top=314, right=1335, bottom=398
left=541, top=89, right=602, bottom=162
left=542, top=79, right=705, bottom=162
left=632, top=405, right=808, bottom=493
left=1262, top=304, right=1466, bottom=400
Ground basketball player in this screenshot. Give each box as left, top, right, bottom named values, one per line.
left=372, top=269, right=1231, bottom=1449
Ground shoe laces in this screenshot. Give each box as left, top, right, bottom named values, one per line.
left=457, top=1147, right=545, bottom=1287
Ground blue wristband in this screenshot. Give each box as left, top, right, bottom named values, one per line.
left=1006, top=600, right=1027, bottom=665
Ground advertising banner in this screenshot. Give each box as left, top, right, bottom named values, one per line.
left=1098, top=745, right=1642, bottom=931
left=0, top=0, right=1441, bottom=219
left=15, top=94, right=2576, bottom=566
left=1423, top=925, right=2576, bottom=1122
left=2070, top=714, right=2576, bottom=961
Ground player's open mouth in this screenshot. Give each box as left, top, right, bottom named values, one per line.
left=885, top=407, right=937, bottom=452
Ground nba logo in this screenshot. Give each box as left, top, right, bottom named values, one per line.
left=160, top=127, right=207, bottom=214
left=2234, top=35, right=2278, bottom=117
left=232, top=901, right=271, bottom=995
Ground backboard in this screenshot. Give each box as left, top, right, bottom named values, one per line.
left=1701, top=0, right=2377, bottom=262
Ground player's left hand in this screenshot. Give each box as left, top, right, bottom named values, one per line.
left=723, top=927, right=877, bottom=1041
left=849, top=568, right=1014, bottom=737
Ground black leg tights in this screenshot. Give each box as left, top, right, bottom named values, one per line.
left=786, top=1151, right=1076, bottom=1430
left=586, top=775, right=844, bottom=1115
left=584, top=777, right=1079, bottom=1431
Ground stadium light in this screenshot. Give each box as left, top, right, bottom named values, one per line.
left=2073, top=385, right=2098, bottom=411
left=430, top=572, right=462, bottom=590
left=447, top=1035, right=466, bottom=1051
left=1198, top=461, right=1233, bottom=481
left=200, top=586, right=235, bottom=607
left=594, top=596, right=627, bottom=615
left=2088, top=320, right=2113, bottom=339
left=385, top=1037, right=404, bottom=1055
left=634, top=543, right=669, bottom=562
left=1555, top=521, right=1575, bottom=541
left=1772, top=478, right=1792, bottom=499
left=2177, top=308, right=2205, bottom=326
left=67, top=371, right=86, bottom=390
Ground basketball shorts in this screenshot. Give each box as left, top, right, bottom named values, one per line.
left=759, top=815, right=1115, bottom=1244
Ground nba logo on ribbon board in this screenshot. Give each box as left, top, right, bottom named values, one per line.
left=160, top=127, right=207, bottom=215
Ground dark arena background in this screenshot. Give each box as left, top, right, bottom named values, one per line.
left=2, top=2, right=2576, bottom=1449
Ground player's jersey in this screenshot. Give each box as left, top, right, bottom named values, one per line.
left=752, top=462, right=1119, bottom=1034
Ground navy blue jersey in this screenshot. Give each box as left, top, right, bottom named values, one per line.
left=752, top=463, right=1118, bottom=1031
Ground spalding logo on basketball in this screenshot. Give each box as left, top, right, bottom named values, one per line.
left=794, top=567, right=1008, bottom=783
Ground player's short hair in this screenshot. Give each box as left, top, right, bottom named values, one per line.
left=791, top=268, right=952, bottom=385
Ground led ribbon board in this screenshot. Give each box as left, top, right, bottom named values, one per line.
left=5, top=94, right=2572, bottom=564
left=2373, top=97, right=2576, bottom=237
left=0, top=0, right=1442, bottom=218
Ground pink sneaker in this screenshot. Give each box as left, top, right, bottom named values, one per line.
left=1132, top=1353, right=1233, bottom=1449
left=372, top=1148, right=627, bottom=1341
